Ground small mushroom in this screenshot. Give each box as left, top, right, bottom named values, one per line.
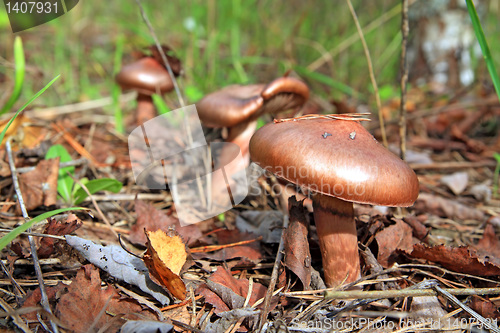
left=116, top=46, right=181, bottom=126
left=196, top=76, right=309, bottom=189
left=249, top=118, right=419, bottom=287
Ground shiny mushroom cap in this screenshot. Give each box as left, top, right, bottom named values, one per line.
left=116, top=57, right=174, bottom=95
left=196, top=77, right=309, bottom=128
left=249, top=118, right=419, bottom=207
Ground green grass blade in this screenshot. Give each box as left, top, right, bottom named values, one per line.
left=0, top=75, right=60, bottom=145
left=73, top=178, right=123, bottom=205
left=45, top=144, right=75, bottom=203
left=0, top=207, right=86, bottom=251
left=466, top=0, right=500, bottom=101
left=0, top=37, right=26, bottom=115
left=294, top=65, right=365, bottom=100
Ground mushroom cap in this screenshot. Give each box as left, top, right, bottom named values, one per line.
left=196, top=77, right=309, bottom=128
left=249, top=119, right=419, bottom=207
left=116, top=57, right=174, bottom=95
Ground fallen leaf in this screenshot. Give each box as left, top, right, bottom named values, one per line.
left=475, top=224, right=500, bottom=259
left=38, top=214, right=82, bottom=258
left=403, top=215, right=429, bottom=241
left=197, top=267, right=268, bottom=314
left=404, top=244, right=500, bottom=276
left=414, top=193, right=484, bottom=221
left=143, top=229, right=187, bottom=300
left=441, top=171, right=468, bottom=195
left=121, top=320, right=173, bottom=333
left=376, top=219, right=415, bottom=268
left=130, top=200, right=202, bottom=247
left=192, top=229, right=263, bottom=264
left=20, top=283, right=66, bottom=322
left=284, top=196, right=311, bottom=289
left=17, top=158, right=59, bottom=211
left=468, top=296, right=500, bottom=320
left=65, top=235, right=170, bottom=305
left=56, top=265, right=155, bottom=333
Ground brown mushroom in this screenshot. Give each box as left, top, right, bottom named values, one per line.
left=249, top=118, right=419, bottom=287
left=196, top=77, right=309, bottom=191
left=116, top=46, right=181, bottom=126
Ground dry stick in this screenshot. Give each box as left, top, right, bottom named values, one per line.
left=258, top=215, right=289, bottom=332
left=6, top=139, right=59, bottom=333
left=432, top=284, right=500, bottom=333
left=399, top=0, right=409, bottom=161
left=190, top=236, right=262, bottom=253
left=324, top=286, right=500, bottom=300
left=346, top=0, right=388, bottom=148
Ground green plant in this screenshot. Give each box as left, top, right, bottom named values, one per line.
left=466, top=0, right=500, bottom=100
left=493, top=152, right=500, bottom=199
left=0, top=36, right=25, bottom=115
left=45, top=144, right=123, bottom=205
left=0, top=207, right=86, bottom=252
left=0, top=75, right=86, bottom=251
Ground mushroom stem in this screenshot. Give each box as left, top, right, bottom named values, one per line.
left=312, top=193, right=360, bottom=287
left=136, top=94, right=157, bottom=125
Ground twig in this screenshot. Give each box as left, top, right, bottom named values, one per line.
left=17, top=158, right=88, bottom=174
left=0, top=229, right=66, bottom=240
left=324, top=286, right=500, bottom=300
left=432, top=283, right=500, bottom=333
left=346, top=0, right=387, bottom=147
left=410, top=160, right=497, bottom=170
left=6, top=139, right=58, bottom=333
left=399, top=0, right=409, bottom=160
left=190, top=236, right=262, bottom=253
left=0, top=297, right=33, bottom=332
left=19, top=92, right=136, bottom=120
left=258, top=215, right=288, bottom=332
left=274, top=113, right=371, bottom=123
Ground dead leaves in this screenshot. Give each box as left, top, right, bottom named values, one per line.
left=130, top=200, right=202, bottom=247
left=375, top=219, right=415, bottom=268
left=284, top=196, right=311, bottom=289
left=197, top=267, right=267, bottom=314
left=18, top=158, right=59, bottom=211
left=405, top=244, right=500, bottom=276
left=143, top=229, right=188, bottom=300
left=56, top=265, right=154, bottom=333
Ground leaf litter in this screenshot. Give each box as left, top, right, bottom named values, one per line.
left=1, top=45, right=500, bottom=333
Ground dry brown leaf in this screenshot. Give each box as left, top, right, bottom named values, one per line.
left=17, top=158, right=59, bottom=211
left=56, top=265, right=154, bottom=332
left=197, top=267, right=268, bottom=314
left=20, top=283, right=66, bottom=322
left=130, top=200, right=202, bottom=247
left=475, top=223, right=500, bottom=260
left=469, top=296, right=500, bottom=320
left=414, top=193, right=484, bottom=221
left=404, top=244, right=500, bottom=276
left=38, top=214, right=82, bottom=258
left=284, top=196, right=311, bottom=289
left=375, top=219, right=416, bottom=268
left=195, top=230, right=263, bottom=266
left=143, top=229, right=187, bottom=300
